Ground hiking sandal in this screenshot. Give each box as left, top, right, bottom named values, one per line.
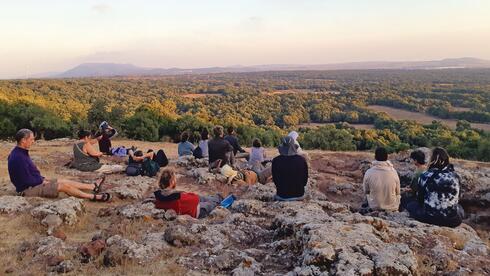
left=93, top=176, right=106, bottom=194
left=91, top=193, right=112, bottom=202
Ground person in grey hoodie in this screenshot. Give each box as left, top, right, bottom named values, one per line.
left=362, top=147, right=400, bottom=212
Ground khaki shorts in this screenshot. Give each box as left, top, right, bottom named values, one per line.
left=22, top=179, right=59, bottom=198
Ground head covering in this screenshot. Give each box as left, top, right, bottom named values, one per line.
left=288, top=131, right=299, bottom=141
left=278, top=136, right=298, bottom=156
left=221, top=164, right=238, bottom=179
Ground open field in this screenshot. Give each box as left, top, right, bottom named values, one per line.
left=298, top=123, right=374, bottom=129
left=368, top=105, right=490, bottom=131
left=182, top=93, right=222, bottom=99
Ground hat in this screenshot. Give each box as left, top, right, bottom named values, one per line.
left=278, top=136, right=298, bottom=156
left=288, top=131, right=299, bottom=141
left=221, top=164, right=238, bottom=180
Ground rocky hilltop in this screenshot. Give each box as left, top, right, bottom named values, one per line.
left=0, top=139, right=488, bottom=275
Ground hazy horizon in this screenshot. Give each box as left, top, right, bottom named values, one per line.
left=1, top=0, right=490, bottom=78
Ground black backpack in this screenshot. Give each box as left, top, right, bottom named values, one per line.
left=142, top=158, right=160, bottom=177
left=126, top=162, right=143, bottom=176
left=154, top=149, right=169, bottom=167
left=193, top=146, right=203, bottom=159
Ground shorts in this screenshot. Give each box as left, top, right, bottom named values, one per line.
left=22, top=179, right=59, bottom=198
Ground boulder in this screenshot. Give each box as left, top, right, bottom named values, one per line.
left=110, top=175, right=156, bottom=199
left=31, top=197, right=84, bottom=225
left=0, top=196, right=32, bottom=214
left=104, top=235, right=161, bottom=265
left=117, top=202, right=166, bottom=219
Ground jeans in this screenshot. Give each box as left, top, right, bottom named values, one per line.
left=198, top=194, right=223, bottom=218
left=406, top=201, right=464, bottom=228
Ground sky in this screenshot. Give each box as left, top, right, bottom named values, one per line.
left=1, top=0, right=489, bottom=78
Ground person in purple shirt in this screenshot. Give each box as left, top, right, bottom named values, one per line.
left=8, top=129, right=111, bottom=201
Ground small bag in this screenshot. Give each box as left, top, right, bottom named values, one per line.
left=126, top=163, right=143, bottom=176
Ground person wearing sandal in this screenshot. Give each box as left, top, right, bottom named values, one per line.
left=8, top=129, right=112, bottom=202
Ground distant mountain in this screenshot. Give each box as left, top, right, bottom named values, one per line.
left=54, top=58, right=490, bottom=78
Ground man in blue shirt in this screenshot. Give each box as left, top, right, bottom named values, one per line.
left=8, top=129, right=111, bottom=201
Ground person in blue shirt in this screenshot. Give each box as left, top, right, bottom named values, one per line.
left=177, top=131, right=195, bottom=156
left=8, top=129, right=111, bottom=201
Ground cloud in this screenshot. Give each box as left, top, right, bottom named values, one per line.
left=236, top=16, right=265, bottom=33
left=91, top=4, right=111, bottom=14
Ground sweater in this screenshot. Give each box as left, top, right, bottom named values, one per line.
left=363, top=161, right=401, bottom=211
left=208, top=137, right=234, bottom=167
left=178, top=141, right=195, bottom=156
left=153, top=190, right=200, bottom=218
left=417, top=165, right=460, bottom=219
left=272, top=155, right=308, bottom=199
left=7, top=146, right=44, bottom=192
left=224, top=135, right=245, bottom=155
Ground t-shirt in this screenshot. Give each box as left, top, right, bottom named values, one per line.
left=224, top=135, right=245, bottom=155
left=7, top=146, right=44, bottom=192
left=272, top=155, right=309, bottom=199
left=208, top=138, right=234, bottom=167
left=249, top=147, right=266, bottom=165
left=198, top=140, right=209, bottom=157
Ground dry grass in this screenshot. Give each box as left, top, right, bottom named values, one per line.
left=368, top=105, right=490, bottom=131
left=182, top=93, right=222, bottom=99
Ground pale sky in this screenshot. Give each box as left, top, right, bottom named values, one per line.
left=1, top=0, right=489, bottom=78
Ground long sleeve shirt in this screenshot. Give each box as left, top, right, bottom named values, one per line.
left=224, top=135, right=245, bottom=155
left=8, top=146, right=44, bottom=192
left=272, top=155, right=309, bottom=198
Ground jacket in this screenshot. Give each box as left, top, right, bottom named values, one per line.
left=363, top=161, right=401, bottom=211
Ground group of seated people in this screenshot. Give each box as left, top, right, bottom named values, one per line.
left=362, top=146, right=464, bottom=227
left=7, top=125, right=465, bottom=227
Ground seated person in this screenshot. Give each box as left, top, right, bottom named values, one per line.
left=221, top=164, right=272, bottom=185
left=153, top=169, right=222, bottom=218
left=406, top=147, right=464, bottom=228
left=288, top=130, right=310, bottom=163
left=177, top=131, right=195, bottom=157
left=71, top=130, right=125, bottom=173
left=8, top=129, right=111, bottom=201
left=97, top=121, right=118, bottom=155
left=272, top=136, right=308, bottom=201
left=224, top=126, right=249, bottom=159
left=128, top=148, right=168, bottom=167
left=400, top=149, right=427, bottom=210
left=248, top=138, right=268, bottom=168
left=362, top=147, right=400, bottom=212
left=208, top=125, right=235, bottom=170
left=198, top=128, right=210, bottom=158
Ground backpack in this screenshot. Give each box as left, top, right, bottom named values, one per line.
left=111, top=147, right=127, bottom=157
left=154, top=149, right=169, bottom=167
left=193, top=146, right=203, bottom=159
left=142, top=158, right=160, bottom=177
left=126, top=162, right=143, bottom=176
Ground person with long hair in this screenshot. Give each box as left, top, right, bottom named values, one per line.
left=406, top=147, right=464, bottom=227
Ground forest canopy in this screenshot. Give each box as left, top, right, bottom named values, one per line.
left=0, top=69, right=489, bottom=161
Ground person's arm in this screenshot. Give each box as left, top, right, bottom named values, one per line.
left=395, top=173, right=401, bottom=196
left=85, top=142, right=103, bottom=157
left=363, top=173, right=370, bottom=195
left=302, top=157, right=309, bottom=187
left=236, top=138, right=246, bottom=153
left=108, top=128, right=118, bottom=140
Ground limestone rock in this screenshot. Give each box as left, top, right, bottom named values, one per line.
left=110, top=175, right=156, bottom=199
left=31, top=197, right=84, bottom=225
left=0, top=196, right=32, bottom=214
left=117, top=202, right=166, bottom=219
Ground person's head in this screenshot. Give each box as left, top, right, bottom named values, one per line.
left=375, top=147, right=388, bottom=162
left=201, top=128, right=209, bottom=140
left=159, top=169, right=176, bottom=189
left=213, top=125, right=224, bottom=138
left=410, top=150, right=426, bottom=167
left=428, top=147, right=450, bottom=170
left=278, top=136, right=298, bottom=156
left=15, top=129, right=35, bottom=149
left=227, top=126, right=235, bottom=135
left=180, top=131, right=189, bottom=142
left=252, top=138, right=262, bottom=148
left=78, top=130, right=92, bottom=141
left=288, top=131, right=299, bottom=142
left=134, top=150, right=143, bottom=157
